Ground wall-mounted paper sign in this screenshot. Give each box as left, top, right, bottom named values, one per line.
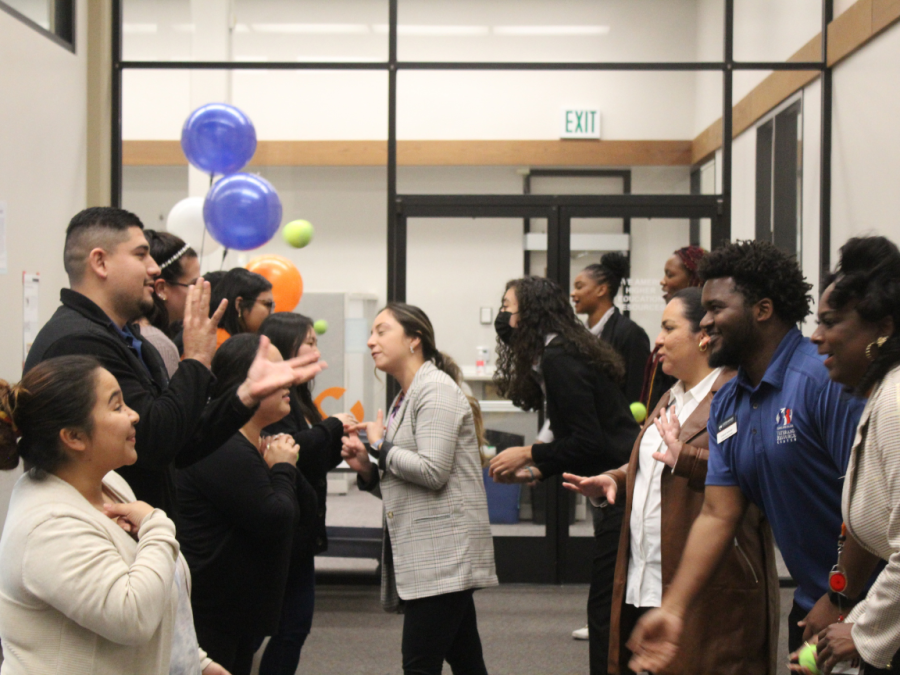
left=23, top=273, right=39, bottom=366
left=560, top=109, right=601, bottom=139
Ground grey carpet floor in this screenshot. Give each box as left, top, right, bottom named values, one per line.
left=253, top=584, right=799, bottom=675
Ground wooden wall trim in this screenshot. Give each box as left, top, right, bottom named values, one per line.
left=692, top=0, right=900, bottom=165
left=123, top=139, right=694, bottom=167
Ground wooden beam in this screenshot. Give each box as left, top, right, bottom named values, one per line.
left=692, top=0, right=900, bottom=165
left=123, top=139, right=694, bottom=167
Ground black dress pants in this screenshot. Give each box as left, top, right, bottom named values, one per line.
left=589, top=504, right=625, bottom=675
left=402, top=588, right=488, bottom=675
left=194, top=619, right=261, bottom=675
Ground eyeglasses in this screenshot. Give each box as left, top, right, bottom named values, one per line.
left=168, top=278, right=200, bottom=288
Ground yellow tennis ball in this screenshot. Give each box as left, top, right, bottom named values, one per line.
left=313, top=319, right=328, bottom=335
left=798, top=642, right=821, bottom=675
left=630, top=402, right=648, bottom=424
left=283, top=219, right=314, bottom=248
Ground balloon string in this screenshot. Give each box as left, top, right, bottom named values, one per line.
left=221, top=248, right=229, bottom=270
left=199, top=173, right=214, bottom=274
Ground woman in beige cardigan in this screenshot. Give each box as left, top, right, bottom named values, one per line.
left=807, top=236, right=900, bottom=675
left=0, top=355, right=227, bottom=675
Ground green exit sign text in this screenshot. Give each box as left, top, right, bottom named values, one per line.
left=561, top=109, right=601, bottom=139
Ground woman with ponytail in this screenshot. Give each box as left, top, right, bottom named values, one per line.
left=571, top=252, right=650, bottom=404
left=341, top=302, right=497, bottom=675
left=0, top=356, right=228, bottom=675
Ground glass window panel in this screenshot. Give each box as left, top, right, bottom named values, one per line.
left=733, top=0, right=822, bottom=63
left=122, top=0, right=389, bottom=63
left=397, top=0, right=719, bottom=63
left=407, top=217, right=546, bottom=537
left=398, top=71, right=699, bottom=143
left=122, top=69, right=389, bottom=573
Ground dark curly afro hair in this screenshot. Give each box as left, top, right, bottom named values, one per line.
left=698, top=240, right=812, bottom=325
left=826, top=236, right=900, bottom=394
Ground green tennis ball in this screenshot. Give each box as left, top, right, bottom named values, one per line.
left=798, top=642, right=821, bottom=675
left=283, top=219, right=314, bottom=248
left=313, top=319, right=328, bottom=335
left=630, top=402, right=648, bottom=424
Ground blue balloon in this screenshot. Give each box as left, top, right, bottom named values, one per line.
left=181, top=103, right=257, bottom=175
left=203, top=173, right=282, bottom=251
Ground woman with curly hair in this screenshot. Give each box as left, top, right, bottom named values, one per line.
left=489, top=275, right=639, bottom=675
left=806, top=236, right=900, bottom=674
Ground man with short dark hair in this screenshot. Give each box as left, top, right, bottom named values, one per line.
left=627, top=240, right=878, bottom=672
left=26, top=207, right=323, bottom=517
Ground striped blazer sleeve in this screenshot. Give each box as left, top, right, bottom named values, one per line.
left=383, top=378, right=465, bottom=491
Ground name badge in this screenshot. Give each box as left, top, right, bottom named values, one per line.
left=717, top=415, right=737, bottom=443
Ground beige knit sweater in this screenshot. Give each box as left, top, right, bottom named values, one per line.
left=845, top=364, right=900, bottom=668
left=0, top=470, right=179, bottom=675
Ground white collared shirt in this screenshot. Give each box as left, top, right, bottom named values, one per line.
left=589, top=306, right=615, bottom=338
left=625, top=367, right=722, bottom=608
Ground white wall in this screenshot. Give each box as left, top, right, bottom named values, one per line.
left=831, top=22, right=900, bottom=261
left=0, top=2, right=89, bottom=523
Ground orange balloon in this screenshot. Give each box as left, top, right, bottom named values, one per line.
left=246, top=254, right=303, bottom=312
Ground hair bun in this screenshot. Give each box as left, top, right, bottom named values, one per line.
left=600, top=252, right=629, bottom=284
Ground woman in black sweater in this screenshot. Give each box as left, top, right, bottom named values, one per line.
left=257, top=313, right=355, bottom=675
left=176, top=334, right=315, bottom=675
left=488, top=276, right=639, bottom=675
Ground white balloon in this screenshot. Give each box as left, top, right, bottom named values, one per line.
left=166, top=197, right=222, bottom=256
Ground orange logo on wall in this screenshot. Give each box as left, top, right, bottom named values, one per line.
left=314, top=387, right=365, bottom=422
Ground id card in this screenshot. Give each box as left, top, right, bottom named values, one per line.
left=717, top=415, right=737, bottom=443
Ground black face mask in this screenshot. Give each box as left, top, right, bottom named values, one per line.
left=494, top=311, right=515, bottom=344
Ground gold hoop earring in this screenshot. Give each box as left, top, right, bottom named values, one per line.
left=698, top=341, right=708, bottom=352
left=866, top=336, right=888, bottom=362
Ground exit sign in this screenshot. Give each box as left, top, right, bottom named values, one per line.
left=561, top=109, right=601, bottom=139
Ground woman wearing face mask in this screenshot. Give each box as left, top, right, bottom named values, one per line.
left=640, top=246, right=706, bottom=412
left=210, top=268, right=275, bottom=349
left=139, top=230, right=200, bottom=377
left=489, top=276, right=639, bottom=675
left=564, top=288, right=778, bottom=675
left=175, top=334, right=307, bottom=675
left=0, top=355, right=227, bottom=675
left=340, top=302, right=497, bottom=675
left=805, top=236, right=900, bottom=675
left=256, top=312, right=356, bottom=675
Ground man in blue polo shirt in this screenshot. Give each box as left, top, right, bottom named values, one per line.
left=627, top=241, right=878, bottom=673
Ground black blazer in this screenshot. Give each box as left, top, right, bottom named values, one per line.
left=600, top=308, right=651, bottom=404
left=530, top=337, right=640, bottom=479
left=265, top=394, right=344, bottom=563
left=175, top=433, right=299, bottom=636
left=24, top=289, right=254, bottom=516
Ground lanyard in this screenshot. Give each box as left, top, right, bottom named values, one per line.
left=386, top=393, right=405, bottom=435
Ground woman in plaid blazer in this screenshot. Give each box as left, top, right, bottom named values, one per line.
left=809, top=236, right=900, bottom=674
left=342, top=302, right=498, bottom=675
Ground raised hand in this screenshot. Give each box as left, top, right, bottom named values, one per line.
left=626, top=607, right=684, bottom=673
left=236, top=336, right=327, bottom=407
left=353, top=409, right=385, bottom=446
left=264, top=434, right=299, bottom=468
left=488, top=445, right=532, bottom=478
left=181, top=278, right=227, bottom=369
left=341, top=429, right=373, bottom=482
left=562, top=472, right=618, bottom=504
left=103, top=501, right=156, bottom=537
left=652, top=405, right=683, bottom=468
